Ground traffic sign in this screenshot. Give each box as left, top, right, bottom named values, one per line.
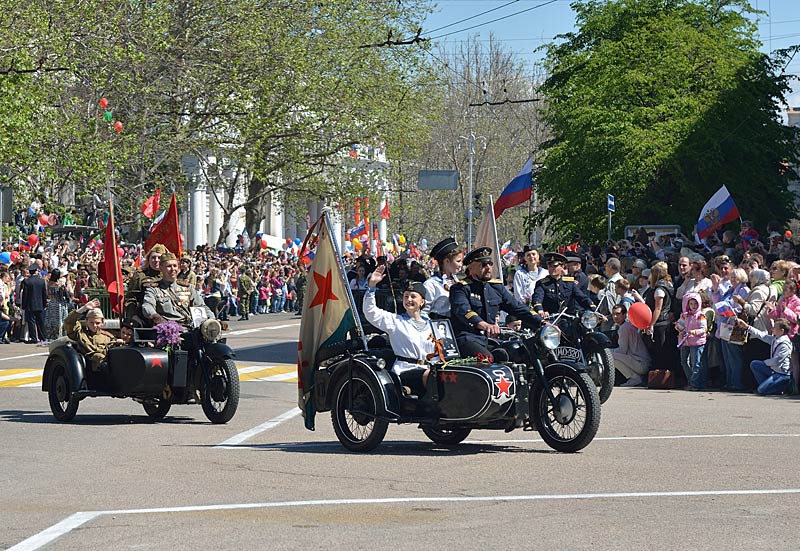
left=607, top=194, right=615, bottom=213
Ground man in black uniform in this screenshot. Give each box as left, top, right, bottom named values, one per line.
left=450, top=247, right=544, bottom=358
left=565, top=255, right=589, bottom=293
left=532, top=252, right=594, bottom=317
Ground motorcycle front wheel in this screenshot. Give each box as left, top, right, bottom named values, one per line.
left=331, top=370, right=388, bottom=452
left=591, top=348, right=615, bottom=404
left=531, top=368, right=600, bottom=453
left=201, top=359, right=240, bottom=424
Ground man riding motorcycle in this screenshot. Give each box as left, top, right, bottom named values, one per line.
left=142, top=251, right=214, bottom=328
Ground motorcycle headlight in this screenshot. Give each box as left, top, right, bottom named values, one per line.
left=540, top=325, right=561, bottom=349
left=581, top=310, right=599, bottom=330
left=200, top=319, right=222, bottom=343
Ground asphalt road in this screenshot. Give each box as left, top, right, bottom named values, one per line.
left=2, top=313, right=800, bottom=550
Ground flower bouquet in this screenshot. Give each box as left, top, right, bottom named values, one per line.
left=154, top=320, right=183, bottom=350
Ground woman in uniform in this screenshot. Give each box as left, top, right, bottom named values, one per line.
left=363, top=264, right=435, bottom=396
left=422, top=237, right=463, bottom=319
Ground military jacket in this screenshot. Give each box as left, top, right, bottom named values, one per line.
left=64, top=309, right=115, bottom=359
left=238, top=273, right=255, bottom=296
left=531, top=275, right=593, bottom=316
left=449, top=276, right=542, bottom=336
left=177, top=269, right=198, bottom=289
left=142, top=279, right=213, bottom=326
left=124, top=266, right=160, bottom=318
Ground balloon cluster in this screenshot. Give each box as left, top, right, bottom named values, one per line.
left=99, top=97, right=123, bottom=133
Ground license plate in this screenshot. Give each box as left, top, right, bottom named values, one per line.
left=554, top=347, right=581, bottom=361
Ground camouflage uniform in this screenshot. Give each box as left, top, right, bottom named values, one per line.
left=237, top=272, right=255, bottom=319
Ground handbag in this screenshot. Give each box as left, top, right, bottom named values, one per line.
left=647, top=369, right=678, bottom=389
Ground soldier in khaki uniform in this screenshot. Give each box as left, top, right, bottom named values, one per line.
left=237, top=268, right=255, bottom=321
left=64, top=298, right=123, bottom=371
left=124, top=244, right=167, bottom=320
left=141, top=251, right=213, bottom=328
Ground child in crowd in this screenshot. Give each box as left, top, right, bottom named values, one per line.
left=738, top=317, right=793, bottom=395
left=676, top=292, right=707, bottom=390
left=505, top=315, right=522, bottom=331
left=614, top=278, right=636, bottom=311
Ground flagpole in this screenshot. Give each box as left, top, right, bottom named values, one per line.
left=322, top=207, right=369, bottom=351
left=489, top=195, right=502, bottom=280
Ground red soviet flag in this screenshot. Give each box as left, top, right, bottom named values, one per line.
left=380, top=200, right=390, bottom=219
left=145, top=193, right=182, bottom=257
left=102, top=201, right=124, bottom=315
left=141, top=188, right=161, bottom=218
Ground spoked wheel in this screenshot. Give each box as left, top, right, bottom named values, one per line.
left=531, top=368, right=600, bottom=453
left=201, top=359, right=240, bottom=424
left=331, top=372, right=388, bottom=452
left=48, top=362, right=79, bottom=422
left=142, top=399, right=171, bottom=419
left=591, top=348, right=615, bottom=404
left=421, top=426, right=472, bottom=446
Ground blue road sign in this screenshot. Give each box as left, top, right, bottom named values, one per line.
left=607, top=194, right=615, bottom=213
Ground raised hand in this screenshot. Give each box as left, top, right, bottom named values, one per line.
left=368, top=265, right=386, bottom=288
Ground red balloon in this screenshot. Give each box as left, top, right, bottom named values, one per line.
left=9, top=251, right=20, bottom=262
left=27, top=234, right=39, bottom=247
left=99, top=97, right=109, bottom=109
left=628, top=302, right=652, bottom=330
left=285, top=238, right=292, bottom=245
left=261, top=236, right=269, bottom=249
left=117, top=246, right=125, bottom=259
left=114, top=121, right=123, bottom=132
left=38, top=215, right=48, bottom=226
left=785, top=230, right=792, bottom=239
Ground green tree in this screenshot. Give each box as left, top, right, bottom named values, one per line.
left=538, top=0, right=799, bottom=242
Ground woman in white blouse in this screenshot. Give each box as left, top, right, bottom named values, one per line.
left=513, top=245, right=547, bottom=305
left=363, top=264, right=435, bottom=395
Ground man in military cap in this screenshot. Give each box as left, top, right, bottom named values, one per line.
left=565, top=254, right=589, bottom=293
left=531, top=252, right=594, bottom=318
left=124, top=244, right=166, bottom=320
left=423, top=237, right=463, bottom=319
left=142, top=251, right=214, bottom=328
left=64, top=298, right=123, bottom=371
left=450, top=246, right=544, bottom=357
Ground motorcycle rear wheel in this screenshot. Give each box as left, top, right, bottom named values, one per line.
left=331, top=371, right=388, bottom=452
left=531, top=368, right=600, bottom=453
left=201, top=359, right=240, bottom=424
left=142, top=399, right=171, bottom=419
left=421, top=426, right=472, bottom=446
left=591, top=348, right=615, bottom=404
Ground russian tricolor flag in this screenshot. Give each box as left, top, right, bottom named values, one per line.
left=493, top=157, right=533, bottom=219
left=696, top=185, right=739, bottom=240
left=348, top=220, right=366, bottom=240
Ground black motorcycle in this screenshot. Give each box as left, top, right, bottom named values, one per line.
left=312, top=323, right=601, bottom=453
left=42, top=321, right=239, bottom=423
left=545, top=310, right=615, bottom=403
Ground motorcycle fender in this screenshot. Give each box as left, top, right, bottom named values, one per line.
left=326, top=358, right=402, bottom=421
left=545, top=360, right=590, bottom=375
left=42, top=345, right=86, bottom=393
left=584, top=331, right=612, bottom=349
left=203, top=341, right=236, bottom=362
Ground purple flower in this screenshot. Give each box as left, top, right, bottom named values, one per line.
left=155, top=321, right=183, bottom=347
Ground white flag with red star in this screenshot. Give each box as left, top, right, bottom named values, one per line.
left=297, top=213, right=356, bottom=430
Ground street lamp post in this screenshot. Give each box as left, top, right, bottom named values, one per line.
left=459, top=132, right=485, bottom=251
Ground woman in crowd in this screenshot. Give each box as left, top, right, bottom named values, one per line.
left=675, top=258, right=712, bottom=300
left=735, top=268, right=777, bottom=385
left=644, top=262, right=676, bottom=373
left=349, top=263, right=370, bottom=290
left=513, top=245, right=547, bottom=305
left=719, top=268, right=750, bottom=391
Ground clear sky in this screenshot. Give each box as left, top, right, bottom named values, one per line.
left=423, top=0, right=800, bottom=106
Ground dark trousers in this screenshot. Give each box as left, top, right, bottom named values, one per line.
left=0, top=318, right=9, bottom=340
left=25, top=310, right=45, bottom=342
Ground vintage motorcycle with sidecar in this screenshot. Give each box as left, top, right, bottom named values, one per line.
left=542, top=310, right=615, bottom=403
left=41, top=321, right=239, bottom=423
left=312, top=321, right=601, bottom=453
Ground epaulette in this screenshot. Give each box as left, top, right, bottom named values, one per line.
left=487, top=278, right=504, bottom=284
left=562, top=276, right=575, bottom=282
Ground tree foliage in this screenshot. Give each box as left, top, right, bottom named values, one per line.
left=0, top=0, right=438, bottom=241
left=538, top=0, right=799, bottom=242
